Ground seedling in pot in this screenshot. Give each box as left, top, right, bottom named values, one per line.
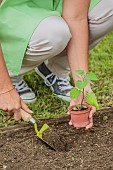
left=69, top=70, right=99, bottom=128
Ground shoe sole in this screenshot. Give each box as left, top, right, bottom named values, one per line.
left=22, top=97, right=37, bottom=103
left=35, top=67, right=70, bottom=102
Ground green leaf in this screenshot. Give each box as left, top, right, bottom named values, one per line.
left=86, top=92, right=99, bottom=109
left=70, top=88, right=81, bottom=99
left=73, top=107, right=78, bottom=111
left=76, top=80, right=88, bottom=90
left=82, top=105, right=87, bottom=109
left=75, top=70, right=85, bottom=76
left=87, top=80, right=94, bottom=85
left=86, top=72, right=98, bottom=81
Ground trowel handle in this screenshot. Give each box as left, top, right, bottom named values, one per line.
left=20, top=109, right=36, bottom=124
left=20, top=109, right=32, bottom=122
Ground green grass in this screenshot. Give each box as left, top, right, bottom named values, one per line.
left=0, top=32, right=113, bottom=127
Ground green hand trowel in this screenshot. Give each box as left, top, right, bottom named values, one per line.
left=20, top=109, right=56, bottom=150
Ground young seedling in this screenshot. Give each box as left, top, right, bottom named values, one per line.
left=70, top=70, right=99, bottom=110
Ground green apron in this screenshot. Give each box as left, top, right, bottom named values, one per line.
left=0, top=0, right=101, bottom=75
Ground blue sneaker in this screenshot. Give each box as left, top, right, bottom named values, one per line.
left=13, top=80, right=36, bottom=103
left=35, top=63, right=73, bottom=102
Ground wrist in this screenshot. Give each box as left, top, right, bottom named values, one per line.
left=0, top=81, right=14, bottom=93
left=0, top=86, right=15, bottom=95
left=73, top=72, right=89, bottom=85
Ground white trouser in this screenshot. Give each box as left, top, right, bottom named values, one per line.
left=10, top=0, right=113, bottom=83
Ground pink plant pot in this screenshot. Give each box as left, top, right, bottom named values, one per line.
left=69, top=104, right=91, bottom=128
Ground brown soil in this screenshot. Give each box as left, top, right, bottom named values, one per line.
left=0, top=108, right=113, bottom=170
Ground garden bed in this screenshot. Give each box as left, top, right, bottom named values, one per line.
left=0, top=108, right=113, bottom=170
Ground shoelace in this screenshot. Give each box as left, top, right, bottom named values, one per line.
left=44, top=73, right=73, bottom=92
left=13, top=80, right=32, bottom=93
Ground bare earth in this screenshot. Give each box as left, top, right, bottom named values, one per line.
left=0, top=109, right=113, bottom=170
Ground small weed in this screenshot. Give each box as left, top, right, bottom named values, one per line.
left=103, top=116, right=108, bottom=121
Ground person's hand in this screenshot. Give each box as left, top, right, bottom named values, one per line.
left=0, top=87, right=33, bottom=120
left=68, top=87, right=96, bottom=129
left=68, top=99, right=96, bottom=129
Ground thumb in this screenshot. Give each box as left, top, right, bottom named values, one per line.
left=89, top=106, right=96, bottom=119
left=21, top=100, right=33, bottom=114
left=70, top=99, right=76, bottom=107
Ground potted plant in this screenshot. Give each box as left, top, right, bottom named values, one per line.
left=69, top=70, right=99, bottom=128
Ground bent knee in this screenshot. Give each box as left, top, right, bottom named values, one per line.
left=40, top=16, right=71, bottom=54
left=28, top=16, right=71, bottom=56
left=49, top=16, right=71, bottom=47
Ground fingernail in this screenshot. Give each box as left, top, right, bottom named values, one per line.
left=29, top=110, right=33, bottom=113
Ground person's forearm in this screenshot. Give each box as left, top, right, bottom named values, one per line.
left=65, top=18, right=89, bottom=85
left=62, top=0, right=90, bottom=86
left=0, top=46, right=13, bottom=92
